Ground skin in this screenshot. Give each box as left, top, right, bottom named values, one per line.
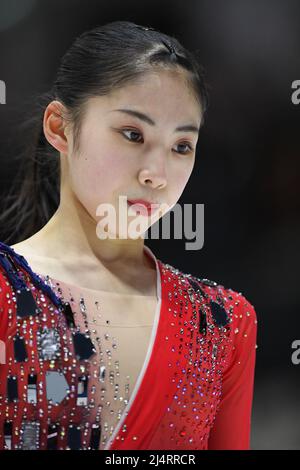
left=11, top=68, right=202, bottom=295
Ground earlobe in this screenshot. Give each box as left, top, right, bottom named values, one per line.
left=43, top=100, right=69, bottom=154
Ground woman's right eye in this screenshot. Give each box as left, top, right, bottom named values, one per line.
left=121, top=129, right=143, bottom=143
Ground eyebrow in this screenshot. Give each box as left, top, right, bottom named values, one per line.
left=111, top=108, right=200, bottom=134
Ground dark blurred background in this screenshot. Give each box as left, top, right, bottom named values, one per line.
left=0, top=0, right=299, bottom=449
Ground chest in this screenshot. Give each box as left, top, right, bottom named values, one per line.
left=47, top=278, right=160, bottom=449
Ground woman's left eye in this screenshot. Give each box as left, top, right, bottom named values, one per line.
left=174, top=142, right=194, bottom=155
left=121, top=129, right=194, bottom=155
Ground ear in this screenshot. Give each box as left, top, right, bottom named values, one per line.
left=43, top=100, right=70, bottom=154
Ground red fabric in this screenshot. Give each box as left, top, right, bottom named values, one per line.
left=0, top=257, right=257, bottom=450
left=207, top=296, right=257, bottom=450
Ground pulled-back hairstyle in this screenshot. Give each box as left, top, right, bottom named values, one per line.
left=0, top=20, right=209, bottom=244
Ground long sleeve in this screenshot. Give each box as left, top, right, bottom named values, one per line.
left=208, top=291, right=258, bottom=450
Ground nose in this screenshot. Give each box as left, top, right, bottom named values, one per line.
left=138, top=156, right=167, bottom=190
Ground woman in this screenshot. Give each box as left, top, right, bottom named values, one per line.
left=0, top=21, right=257, bottom=450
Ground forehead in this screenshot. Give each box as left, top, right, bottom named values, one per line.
left=85, top=69, right=202, bottom=125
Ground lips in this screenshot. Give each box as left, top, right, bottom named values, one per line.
left=127, top=199, right=160, bottom=216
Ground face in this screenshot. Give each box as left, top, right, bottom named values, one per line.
left=63, top=68, right=202, bottom=239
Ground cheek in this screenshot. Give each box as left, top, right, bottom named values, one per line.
left=68, top=149, right=128, bottom=218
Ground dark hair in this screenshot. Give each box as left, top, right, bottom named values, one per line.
left=0, top=20, right=209, bottom=244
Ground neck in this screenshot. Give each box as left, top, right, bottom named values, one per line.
left=20, top=188, right=153, bottom=271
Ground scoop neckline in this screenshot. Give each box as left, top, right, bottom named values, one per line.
left=35, top=245, right=161, bottom=300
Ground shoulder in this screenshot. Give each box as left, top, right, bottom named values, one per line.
left=159, top=259, right=258, bottom=333
left=158, top=259, right=258, bottom=375
left=0, top=261, right=12, bottom=297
